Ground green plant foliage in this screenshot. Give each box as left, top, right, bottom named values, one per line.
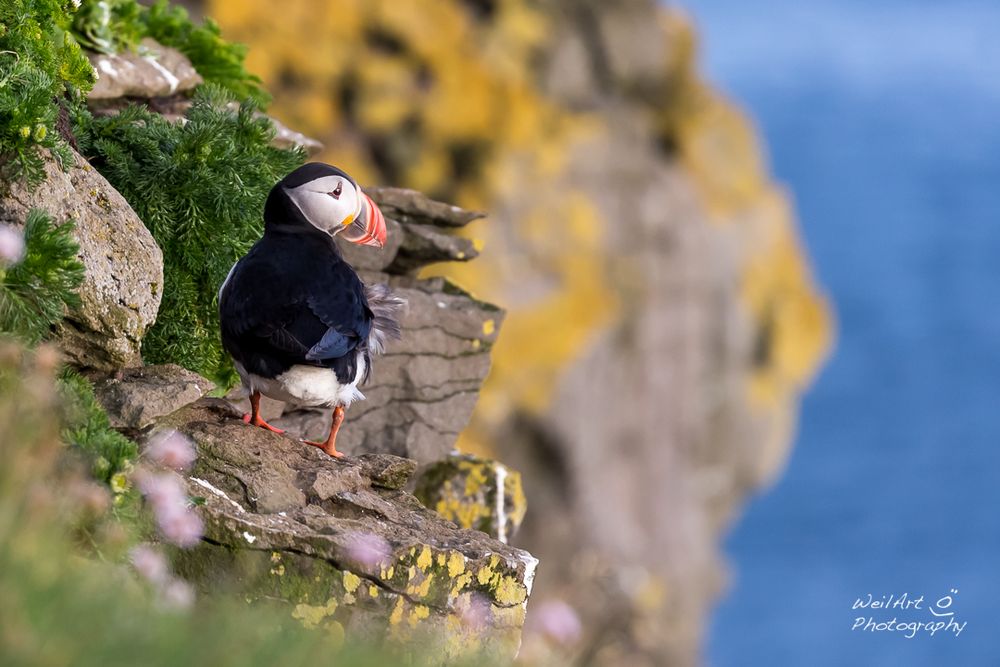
left=0, top=0, right=96, bottom=187
left=0, top=346, right=397, bottom=667
left=72, top=0, right=143, bottom=54
left=58, top=368, right=136, bottom=484
left=0, top=209, right=85, bottom=344
left=76, top=86, right=304, bottom=385
left=141, top=0, right=270, bottom=106
left=72, top=0, right=269, bottom=105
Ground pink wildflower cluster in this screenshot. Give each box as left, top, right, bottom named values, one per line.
left=459, top=592, right=494, bottom=631
left=0, top=225, right=25, bottom=265
left=129, top=544, right=195, bottom=610
left=135, top=469, right=203, bottom=548
left=344, top=531, right=393, bottom=569
left=134, top=430, right=202, bottom=548
left=145, top=430, right=197, bottom=471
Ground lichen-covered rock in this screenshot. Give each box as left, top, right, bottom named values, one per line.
left=414, top=454, right=527, bottom=544
left=0, top=149, right=163, bottom=370
left=158, top=399, right=536, bottom=663
left=88, top=38, right=202, bottom=100
left=92, top=364, right=214, bottom=431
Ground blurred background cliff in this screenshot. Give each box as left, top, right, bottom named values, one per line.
left=689, top=1, right=1000, bottom=665
left=169, top=0, right=832, bottom=664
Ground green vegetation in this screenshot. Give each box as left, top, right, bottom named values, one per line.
left=75, top=86, right=303, bottom=385
left=0, top=0, right=95, bottom=187
left=59, top=368, right=137, bottom=485
left=5, top=0, right=288, bottom=384
left=0, top=3, right=427, bottom=661
left=0, top=209, right=134, bottom=486
left=0, top=346, right=398, bottom=667
left=72, top=0, right=269, bottom=104
left=140, top=0, right=269, bottom=105
left=0, top=209, right=84, bottom=343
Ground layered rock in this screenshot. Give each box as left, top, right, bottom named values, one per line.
left=94, top=364, right=214, bottom=431
left=0, top=149, right=163, bottom=370
left=151, top=398, right=537, bottom=664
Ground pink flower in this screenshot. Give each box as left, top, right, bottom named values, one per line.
left=344, top=532, right=392, bottom=569
left=459, top=592, right=493, bottom=630
left=0, top=225, right=25, bottom=265
left=160, top=579, right=195, bottom=610
left=135, top=470, right=187, bottom=509
left=528, top=599, right=583, bottom=647
left=134, top=469, right=203, bottom=548
left=130, top=544, right=169, bottom=585
left=145, top=430, right=196, bottom=471
left=155, top=504, right=204, bottom=548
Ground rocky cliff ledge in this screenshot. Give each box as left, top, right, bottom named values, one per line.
left=2, top=39, right=533, bottom=652
left=69, top=170, right=532, bottom=660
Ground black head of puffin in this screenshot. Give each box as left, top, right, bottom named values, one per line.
left=270, top=162, right=386, bottom=248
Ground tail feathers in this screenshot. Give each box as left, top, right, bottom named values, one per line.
left=365, top=283, right=405, bottom=355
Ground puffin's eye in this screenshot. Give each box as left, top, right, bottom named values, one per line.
left=328, top=182, right=343, bottom=200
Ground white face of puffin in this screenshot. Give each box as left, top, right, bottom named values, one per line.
left=284, top=175, right=387, bottom=248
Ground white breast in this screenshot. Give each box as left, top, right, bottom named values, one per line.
left=236, top=355, right=366, bottom=409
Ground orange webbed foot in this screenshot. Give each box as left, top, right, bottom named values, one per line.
left=241, top=412, right=285, bottom=434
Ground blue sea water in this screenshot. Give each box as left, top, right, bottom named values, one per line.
left=680, top=1, right=1000, bottom=664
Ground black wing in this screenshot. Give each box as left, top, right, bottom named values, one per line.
left=219, top=232, right=372, bottom=381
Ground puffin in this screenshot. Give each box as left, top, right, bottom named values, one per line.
left=219, top=163, right=403, bottom=458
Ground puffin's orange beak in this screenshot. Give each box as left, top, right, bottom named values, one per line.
left=352, top=192, right=386, bottom=248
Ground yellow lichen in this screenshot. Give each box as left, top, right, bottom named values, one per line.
left=291, top=598, right=338, bottom=629
left=408, top=604, right=431, bottom=628
left=342, top=571, right=362, bottom=594
left=389, top=596, right=406, bottom=626
left=406, top=572, right=433, bottom=598
left=416, top=546, right=433, bottom=570
left=450, top=571, right=473, bottom=598
left=447, top=552, right=465, bottom=578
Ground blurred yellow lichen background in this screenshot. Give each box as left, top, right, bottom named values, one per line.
left=207, top=0, right=831, bottom=456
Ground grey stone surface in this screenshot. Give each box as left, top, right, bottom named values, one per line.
left=160, top=398, right=536, bottom=663
left=0, top=149, right=163, bottom=370
left=269, top=115, right=324, bottom=155
left=93, top=364, right=214, bottom=430
left=88, top=38, right=202, bottom=100
left=367, top=187, right=484, bottom=228
left=386, top=223, right=479, bottom=275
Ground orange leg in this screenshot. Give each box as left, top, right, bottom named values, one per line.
left=303, top=406, right=346, bottom=458
left=241, top=390, right=285, bottom=434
